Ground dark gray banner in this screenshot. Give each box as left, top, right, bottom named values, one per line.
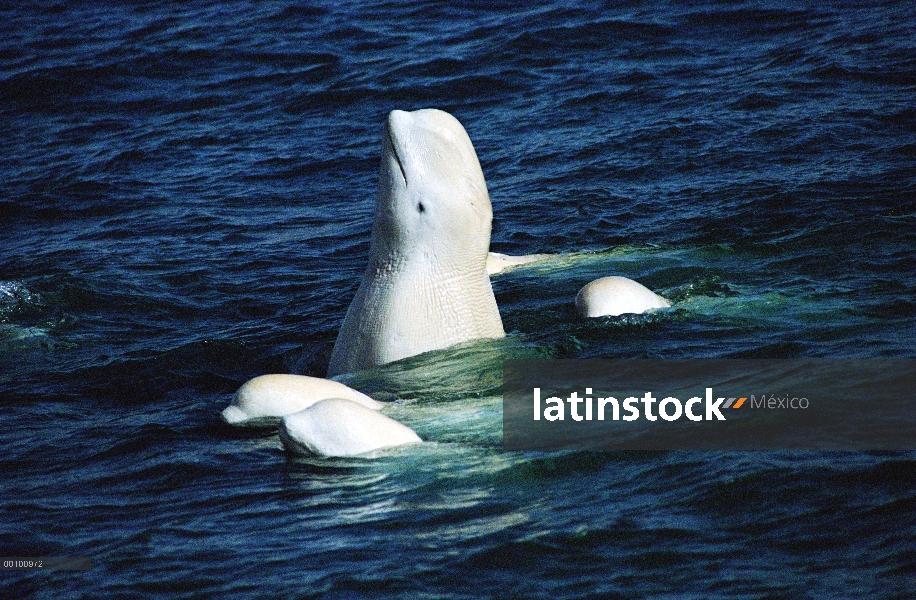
left=503, top=359, right=916, bottom=450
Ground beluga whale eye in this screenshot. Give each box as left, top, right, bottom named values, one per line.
left=417, top=202, right=425, bottom=213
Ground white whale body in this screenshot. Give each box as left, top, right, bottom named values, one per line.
left=221, top=374, right=382, bottom=426
left=327, top=109, right=504, bottom=376
left=575, top=276, right=670, bottom=317
left=279, top=398, right=422, bottom=457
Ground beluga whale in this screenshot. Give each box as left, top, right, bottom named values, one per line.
left=221, top=374, right=383, bottom=426
left=327, top=109, right=505, bottom=376
left=279, top=398, right=421, bottom=458
left=575, top=276, right=670, bottom=317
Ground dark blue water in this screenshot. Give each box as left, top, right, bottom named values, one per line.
left=2, top=1, right=916, bottom=597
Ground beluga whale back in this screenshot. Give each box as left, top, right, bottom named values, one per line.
left=327, top=109, right=505, bottom=376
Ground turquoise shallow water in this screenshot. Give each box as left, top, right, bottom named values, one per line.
left=2, top=1, right=915, bottom=597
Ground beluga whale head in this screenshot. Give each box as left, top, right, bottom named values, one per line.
left=371, top=109, right=493, bottom=265
left=327, top=109, right=504, bottom=376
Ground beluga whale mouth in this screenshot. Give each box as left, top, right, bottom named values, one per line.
left=385, top=118, right=408, bottom=187
left=327, top=108, right=504, bottom=376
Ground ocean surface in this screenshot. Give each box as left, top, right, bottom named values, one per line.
left=2, top=0, right=915, bottom=597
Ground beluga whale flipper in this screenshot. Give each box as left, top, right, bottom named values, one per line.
left=327, top=109, right=505, bottom=376
left=486, top=251, right=550, bottom=275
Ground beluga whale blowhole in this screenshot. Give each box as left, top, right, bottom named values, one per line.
left=327, top=109, right=505, bottom=376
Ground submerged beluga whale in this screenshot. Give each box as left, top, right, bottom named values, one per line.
left=327, top=109, right=505, bottom=377
left=575, top=276, right=670, bottom=317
